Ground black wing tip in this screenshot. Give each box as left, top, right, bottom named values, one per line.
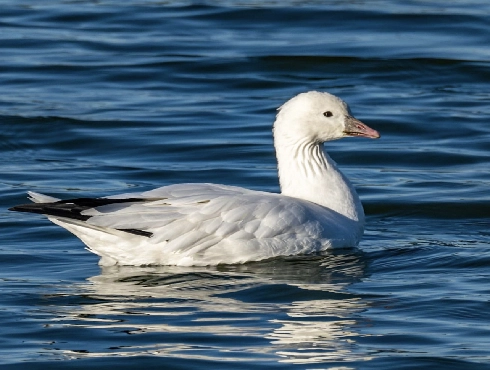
left=117, top=228, right=153, bottom=238
left=10, top=199, right=153, bottom=238
left=9, top=202, right=91, bottom=221
left=9, top=197, right=147, bottom=216
left=9, top=204, right=45, bottom=213
left=56, top=197, right=146, bottom=207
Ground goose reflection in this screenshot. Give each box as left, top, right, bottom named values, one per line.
left=45, top=250, right=372, bottom=365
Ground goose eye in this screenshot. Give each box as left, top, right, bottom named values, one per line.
left=323, top=111, right=333, bottom=117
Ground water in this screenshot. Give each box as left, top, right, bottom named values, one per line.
left=1, top=1, right=490, bottom=369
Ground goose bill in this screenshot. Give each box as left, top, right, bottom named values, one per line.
left=344, top=116, right=380, bottom=139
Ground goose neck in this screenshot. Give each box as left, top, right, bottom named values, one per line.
left=274, top=136, right=363, bottom=222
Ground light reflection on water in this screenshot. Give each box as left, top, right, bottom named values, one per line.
left=41, top=253, right=372, bottom=365
left=269, top=298, right=373, bottom=364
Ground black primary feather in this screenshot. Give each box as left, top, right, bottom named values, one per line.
left=9, top=197, right=153, bottom=238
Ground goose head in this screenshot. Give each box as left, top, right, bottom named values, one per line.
left=274, top=91, right=379, bottom=143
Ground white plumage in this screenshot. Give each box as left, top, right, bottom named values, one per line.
left=12, top=91, right=379, bottom=266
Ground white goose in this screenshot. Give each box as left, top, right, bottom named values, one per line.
left=10, top=91, right=379, bottom=266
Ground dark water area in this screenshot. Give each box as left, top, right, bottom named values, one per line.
left=1, top=1, right=490, bottom=369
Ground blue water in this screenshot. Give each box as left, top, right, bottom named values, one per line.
left=2, top=1, right=490, bottom=369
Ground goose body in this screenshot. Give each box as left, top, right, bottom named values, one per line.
left=10, top=91, right=379, bottom=266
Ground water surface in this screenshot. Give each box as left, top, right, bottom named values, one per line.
left=1, top=1, right=490, bottom=369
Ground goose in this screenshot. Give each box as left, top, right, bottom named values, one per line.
left=10, top=91, right=379, bottom=266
